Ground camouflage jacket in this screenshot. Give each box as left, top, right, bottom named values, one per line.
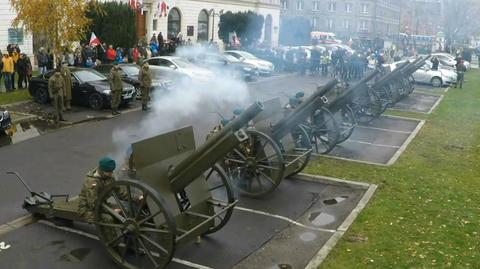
left=78, top=168, right=122, bottom=223
left=138, top=66, right=152, bottom=88
left=48, top=73, right=65, bottom=97
left=108, top=68, right=123, bottom=93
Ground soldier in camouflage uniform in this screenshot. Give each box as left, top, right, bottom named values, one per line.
left=48, top=67, right=65, bottom=122
left=60, top=62, right=73, bottom=111
left=78, top=157, right=124, bottom=223
left=138, top=62, right=152, bottom=111
left=108, top=63, right=123, bottom=115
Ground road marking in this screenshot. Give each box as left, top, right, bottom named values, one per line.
left=234, top=206, right=336, bottom=233
left=346, top=139, right=401, bottom=149
left=386, top=120, right=426, bottom=166
left=0, top=215, right=35, bottom=237
left=427, top=94, right=444, bottom=114
left=0, top=242, right=11, bottom=251
left=356, top=125, right=412, bottom=134
left=38, top=220, right=212, bottom=269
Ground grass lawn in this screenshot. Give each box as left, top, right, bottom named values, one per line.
left=0, top=89, right=32, bottom=106
left=310, top=70, right=480, bottom=268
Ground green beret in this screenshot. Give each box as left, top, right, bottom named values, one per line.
left=295, top=91, right=305, bottom=98
left=99, top=157, right=116, bottom=172
left=233, top=108, right=244, bottom=116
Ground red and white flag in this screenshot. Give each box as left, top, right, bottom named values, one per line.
left=89, top=32, right=101, bottom=47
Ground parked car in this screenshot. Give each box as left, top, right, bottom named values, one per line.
left=224, top=50, right=275, bottom=75
left=432, top=53, right=470, bottom=70
left=94, top=63, right=171, bottom=99
left=392, top=60, right=457, bottom=87
left=28, top=68, right=136, bottom=110
left=0, top=109, right=12, bottom=132
left=191, top=53, right=259, bottom=80
left=143, top=56, right=214, bottom=82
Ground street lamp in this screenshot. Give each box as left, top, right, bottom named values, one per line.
left=209, top=9, right=224, bottom=41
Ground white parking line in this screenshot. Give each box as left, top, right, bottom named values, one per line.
left=38, top=220, right=213, bottom=269
left=234, top=206, right=336, bottom=233
left=356, top=125, right=412, bottom=134
left=346, top=139, right=401, bottom=149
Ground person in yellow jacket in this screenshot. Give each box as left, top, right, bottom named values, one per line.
left=1, top=53, right=14, bottom=92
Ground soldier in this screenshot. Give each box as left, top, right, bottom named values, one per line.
left=60, top=62, right=73, bottom=111
left=48, top=67, right=65, bottom=122
left=78, top=157, right=124, bottom=223
left=108, top=63, right=123, bottom=115
left=138, top=62, right=152, bottom=111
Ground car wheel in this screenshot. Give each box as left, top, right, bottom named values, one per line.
left=431, top=77, right=442, bottom=87
left=88, top=92, right=104, bottom=110
left=35, top=87, right=49, bottom=104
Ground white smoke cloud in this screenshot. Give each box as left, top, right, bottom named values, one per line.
left=111, top=45, right=251, bottom=168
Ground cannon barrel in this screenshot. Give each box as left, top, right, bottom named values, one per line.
left=271, top=79, right=338, bottom=140
left=326, top=69, right=381, bottom=110
left=403, top=55, right=431, bottom=76
left=370, top=61, right=411, bottom=90
left=169, top=101, right=264, bottom=192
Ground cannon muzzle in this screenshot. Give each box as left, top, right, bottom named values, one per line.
left=169, top=101, right=264, bottom=192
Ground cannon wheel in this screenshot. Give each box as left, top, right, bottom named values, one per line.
left=352, top=88, right=384, bottom=123
left=334, top=104, right=356, bottom=144
left=407, top=75, right=416, bottom=95
left=288, top=125, right=313, bottom=176
left=310, top=108, right=339, bottom=154
left=225, top=129, right=285, bottom=198
left=203, top=164, right=235, bottom=234
left=95, top=180, right=176, bottom=269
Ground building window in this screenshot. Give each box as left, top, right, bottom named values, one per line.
left=296, top=0, right=304, bottom=10
left=313, top=1, right=320, bottom=11
left=312, top=18, right=318, bottom=29
left=197, top=9, right=209, bottom=41
left=8, top=28, right=24, bottom=45
left=153, top=19, right=158, bottom=31
left=167, top=8, right=181, bottom=39
left=281, top=0, right=288, bottom=9
left=345, top=3, right=352, bottom=13
left=328, top=19, right=334, bottom=29
left=359, top=20, right=368, bottom=31
left=344, top=19, right=350, bottom=29
left=328, top=2, right=336, bottom=12
left=361, top=4, right=369, bottom=14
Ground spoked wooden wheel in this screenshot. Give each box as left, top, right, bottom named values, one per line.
left=407, top=75, right=416, bottom=95
left=310, top=108, right=339, bottom=154
left=334, top=104, right=357, bottom=144
left=351, top=87, right=384, bottom=123
left=95, top=180, right=176, bottom=269
left=288, top=125, right=313, bottom=176
left=388, top=79, right=405, bottom=103
left=203, top=164, right=236, bottom=234
left=224, top=129, right=285, bottom=198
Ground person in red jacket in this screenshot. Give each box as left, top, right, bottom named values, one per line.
left=106, top=45, right=116, bottom=63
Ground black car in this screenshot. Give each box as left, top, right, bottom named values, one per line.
left=95, top=63, right=171, bottom=98
left=193, top=53, right=259, bottom=80
left=0, top=109, right=12, bottom=132
left=28, top=68, right=136, bottom=110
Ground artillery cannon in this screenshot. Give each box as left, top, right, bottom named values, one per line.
left=8, top=102, right=263, bottom=269
left=387, top=56, right=431, bottom=102
left=224, top=79, right=338, bottom=197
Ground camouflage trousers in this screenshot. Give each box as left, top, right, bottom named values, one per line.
left=141, top=86, right=151, bottom=105
left=111, top=91, right=122, bottom=110
left=52, top=94, right=64, bottom=122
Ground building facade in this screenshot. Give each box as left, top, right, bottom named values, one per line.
left=0, top=0, right=34, bottom=56
left=280, top=0, right=401, bottom=40
left=400, top=0, right=444, bottom=36
left=120, top=0, right=281, bottom=47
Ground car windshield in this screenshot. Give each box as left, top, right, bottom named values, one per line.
left=236, top=51, right=257, bottom=60
left=171, top=58, right=194, bottom=68
left=224, top=54, right=240, bottom=62
left=122, top=65, right=140, bottom=76
left=73, top=69, right=106, bottom=82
